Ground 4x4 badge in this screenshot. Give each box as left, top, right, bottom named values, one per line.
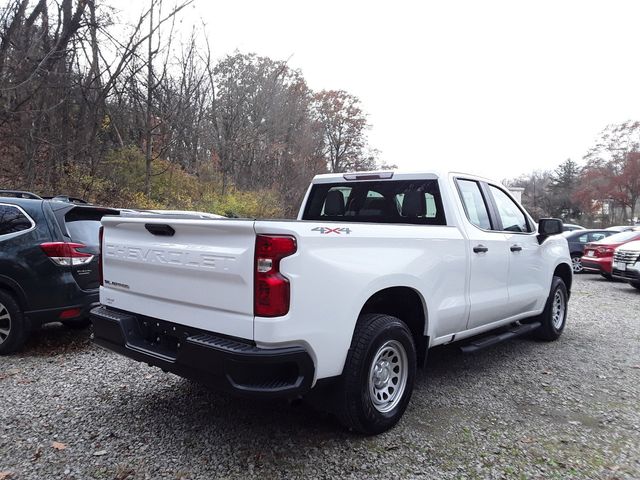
left=312, top=227, right=351, bottom=235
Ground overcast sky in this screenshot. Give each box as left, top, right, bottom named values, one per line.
left=118, top=0, right=640, bottom=180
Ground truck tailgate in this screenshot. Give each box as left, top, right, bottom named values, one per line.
left=100, top=216, right=255, bottom=340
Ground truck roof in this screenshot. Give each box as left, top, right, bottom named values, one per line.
left=311, top=170, right=497, bottom=185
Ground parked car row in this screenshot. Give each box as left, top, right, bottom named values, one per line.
left=563, top=229, right=617, bottom=273
left=562, top=226, right=640, bottom=290
left=1, top=185, right=638, bottom=361
left=582, top=230, right=640, bottom=279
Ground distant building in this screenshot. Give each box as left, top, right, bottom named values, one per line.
left=508, top=187, right=524, bottom=204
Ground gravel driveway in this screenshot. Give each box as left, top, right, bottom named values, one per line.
left=1, top=275, right=639, bottom=479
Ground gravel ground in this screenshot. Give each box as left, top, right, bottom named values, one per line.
left=1, top=275, right=639, bottom=480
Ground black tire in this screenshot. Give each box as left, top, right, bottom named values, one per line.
left=61, top=317, right=91, bottom=329
left=570, top=254, right=583, bottom=274
left=534, top=276, right=568, bottom=341
left=601, top=273, right=612, bottom=280
left=630, top=281, right=640, bottom=291
left=335, top=313, right=416, bottom=435
left=0, top=290, right=28, bottom=355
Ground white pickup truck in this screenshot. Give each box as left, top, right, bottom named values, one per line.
left=91, top=171, right=572, bottom=434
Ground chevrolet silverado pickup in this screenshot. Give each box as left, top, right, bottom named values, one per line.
left=91, top=171, right=572, bottom=434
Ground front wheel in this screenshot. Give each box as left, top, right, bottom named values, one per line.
left=571, top=255, right=583, bottom=274
left=336, top=314, right=416, bottom=435
left=534, top=276, right=568, bottom=341
left=630, top=281, right=640, bottom=291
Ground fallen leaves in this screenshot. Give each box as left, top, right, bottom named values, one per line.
left=0, top=369, right=20, bottom=381
left=52, top=441, right=67, bottom=450
left=33, top=446, right=43, bottom=461
left=0, top=472, right=14, bottom=480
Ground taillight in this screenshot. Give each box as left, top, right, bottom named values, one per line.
left=596, top=246, right=614, bottom=257
left=254, top=235, right=297, bottom=317
left=98, top=226, right=104, bottom=286
left=59, top=308, right=82, bottom=320
left=40, top=242, right=94, bottom=266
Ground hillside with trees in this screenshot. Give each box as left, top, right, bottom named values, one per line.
left=0, top=0, right=377, bottom=217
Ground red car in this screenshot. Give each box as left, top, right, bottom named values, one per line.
left=582, top=230, right=640, bottom=279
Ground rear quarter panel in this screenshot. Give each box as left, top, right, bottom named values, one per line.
left=254, top=221, right=467, bottom=380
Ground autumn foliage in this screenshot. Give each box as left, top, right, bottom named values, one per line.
left=0, top=1, right=376, bottom=217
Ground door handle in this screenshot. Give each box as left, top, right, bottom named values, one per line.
left=510, top=245, right=523, bottom=252
left=473, top=245, right=489, bottom=253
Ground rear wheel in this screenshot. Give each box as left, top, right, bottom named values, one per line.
left=571, top=255, right=583, bottom=273
left=0, top=290, right=28, bottom=355
left=601, top=273, right=612, bottom=280
left=336, top=313, right=416, bottom=435
left=534, top=276, right=568, bottom=341
left=630, top=281, right=640, bottom=291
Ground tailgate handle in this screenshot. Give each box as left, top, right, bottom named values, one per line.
left=145, top=224, right=175, bottom=237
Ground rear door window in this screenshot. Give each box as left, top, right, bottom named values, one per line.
left=0, top=204, right=34, bottom=238
left=303, top=180, right=446, bottom=225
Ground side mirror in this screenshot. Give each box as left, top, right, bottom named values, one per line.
left=537, top=218, right=563, bottom=244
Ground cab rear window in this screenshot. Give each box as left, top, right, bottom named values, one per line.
left=302, top=180, right=446, bottom=225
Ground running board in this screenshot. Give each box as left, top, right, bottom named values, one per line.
left=460, top=322, right=541, bottom=353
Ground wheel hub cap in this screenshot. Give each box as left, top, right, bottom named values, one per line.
left=572, top=257, right=583, bottom=273
left=552, top=290, right=566, bottom=330
left=373, top=360, right=391, bottom=388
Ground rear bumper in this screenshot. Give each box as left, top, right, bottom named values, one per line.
left=90, top=306, right=315, bottom=398
left=26, top=293, right=99, bottom=325
left=581, top=257, right=611, bottom=274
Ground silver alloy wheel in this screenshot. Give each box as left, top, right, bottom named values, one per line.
left=571, top=256, right=583, bottom=273
left=368, top=339, right=408, bottom=413
left=0, top=301, right=11, bottom=345
left=551, top=289, right=566, bottom=330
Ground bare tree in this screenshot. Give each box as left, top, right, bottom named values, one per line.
left=313, top=90, right=374, bottom=173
